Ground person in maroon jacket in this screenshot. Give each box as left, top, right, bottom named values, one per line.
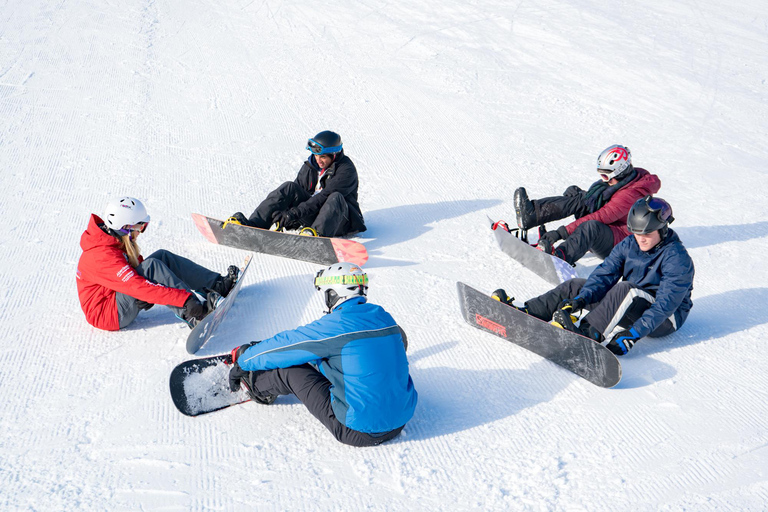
left=513, top=145, right=661, bottom=266
left=76, top=197, right=239, bottom=331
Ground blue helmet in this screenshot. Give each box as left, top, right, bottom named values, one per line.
left=307, top=131, right=343, bottom=155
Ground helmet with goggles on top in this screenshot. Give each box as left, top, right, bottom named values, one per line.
left=314, top=262, right=368, bottom=312
left=627, top=195, right=675, bottom=239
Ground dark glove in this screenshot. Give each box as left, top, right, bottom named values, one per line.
left=228, top=341, right=261, bottom=391
left=538, top=226, right=568, bottom=253
left=563, top=185, right=585, bottom=197
left=183, top=295, right=207, bottom=321
left=607, top=327, right=641, bottom=356
left=558, top=296, right=587, bottom=313
left=272, top=208, right=301, bottom=230
left=136, top=300, right=154, bottom=311
left=229, top=362, right=248, bottom=392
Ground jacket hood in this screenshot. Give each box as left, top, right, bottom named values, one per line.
left=80, top=214, right=121, bottom=252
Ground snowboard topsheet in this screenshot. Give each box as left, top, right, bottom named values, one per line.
left=169, top=355, right=251, bottom=416
left=186, top=256, right=252, bottom=354
left=192, top=213, right=368, bottom=266
left=489, top=216, right=578, bottom=285
left=458, top=281, right=621, bottom=388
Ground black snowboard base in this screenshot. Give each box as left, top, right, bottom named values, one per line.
left=458, top=281, right=621, bottom=387
left=169, top=355, right=252, bottom=416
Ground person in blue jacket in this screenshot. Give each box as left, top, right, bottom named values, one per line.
left=493, top=195, right=694, bottom=356
left=227, top=262, right=418, bottom=447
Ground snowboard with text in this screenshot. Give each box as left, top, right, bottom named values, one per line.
left=192, top=213, right=368, bottom=266
left=458, top=281, right=621, bottom=388
left=169, top=355, right=251, bottom=416
left=488, top=216, right=578, bottom=285
left=186, top=256, right=252, bottom=354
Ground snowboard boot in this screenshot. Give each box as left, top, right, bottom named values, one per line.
left=211, top=265, right=240, bottom=297
left=299, top=226, right=318, bottom=237
left=491, top=289, right=528, bottom=314
left=578, top=319, right=605, bottom=344
left=179, top=295, right=208, bottom=329
left=205, top=290, right=224, bottom=312
left=514, top=187, right=538, bottom=230
left=224, top=212, right=255, bottom=228
left=551, top=308, right=585, bottom=335
left=240, top=371, right=277, bottom=405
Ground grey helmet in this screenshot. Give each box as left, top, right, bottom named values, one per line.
left=313, top=262, right=368, bottom=312
left=597, top=145, right=633, bottom=181
left=627, top=195, right=674, bottom=238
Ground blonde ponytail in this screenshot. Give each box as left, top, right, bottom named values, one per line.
left=120, top=234, right=142, bottom=268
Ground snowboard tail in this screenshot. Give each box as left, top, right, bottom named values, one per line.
left=458, top=281, right=621, bottom=387
left=169, top=355, right=251, bottom=416
left=489, top=216, right=578, bottom=285
left=186, top=256, right=253, bottom=354
left=192, top=213, right=368, bottom=266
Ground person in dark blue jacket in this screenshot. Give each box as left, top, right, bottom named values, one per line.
left=227, top=262, right=417, bottom=447
left=493, top=196, right=694, bottom=356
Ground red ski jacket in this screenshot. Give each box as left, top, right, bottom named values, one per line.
left=76, top=214, right=191, bottom=331
left=565, top=167, right=661, bottom=245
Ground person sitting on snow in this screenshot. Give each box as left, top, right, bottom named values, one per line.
left=513, top=145, right=661, bottom=266
left=76, top=197, right=239, bottom=330
left=227, top=262, right=417, bottom=447
left=228, top=130, right=366, bottom=237
left=493, top=196, right=694, bottom=356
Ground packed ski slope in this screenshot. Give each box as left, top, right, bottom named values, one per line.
left=1, top=0, right=767, bottom=509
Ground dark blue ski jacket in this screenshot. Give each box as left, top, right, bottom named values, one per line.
left=238, top=298, right=417, bottom=434
left=578, top=229, right=694, bottom=338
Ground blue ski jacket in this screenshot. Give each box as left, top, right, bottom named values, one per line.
left=238, top=298, right=417, bottom=434
left=578, top=229, right=694, bottom=338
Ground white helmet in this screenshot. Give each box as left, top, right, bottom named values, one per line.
left=596, top=145, right=632, bottom=181
left=313, top=262, right=368, bottom=312
left=103, top=197, right=151, bottom=236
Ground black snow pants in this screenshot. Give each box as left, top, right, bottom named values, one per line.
left=532, top=192, right=615, bottom=264
left=525, top=278, right=678, bottom=340
left=247, top=181, right=350, bottom=237
left=245, top=364, right=404, bottom=447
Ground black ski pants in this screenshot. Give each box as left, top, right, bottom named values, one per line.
left=525, top=278, right=677, bottom=339
left=247, top=364, right=404, bottom=447
left=533, top=193, right=615, bottom=264
left=248, top=181, right=350, bottom=237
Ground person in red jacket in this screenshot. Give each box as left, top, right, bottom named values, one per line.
left=513, top=145, right=661, bottom=266
left=76, top=197, right=239, bottom=331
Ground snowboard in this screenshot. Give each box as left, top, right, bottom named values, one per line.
left=169, top=355, right=251, bottom=416
left=192, top=213, right=368, bottom=266
left=489, top=216, right=578, bottom=285
left=186, top=256, right=252, bottom=354
left=457, top=281, right=621, bottom=388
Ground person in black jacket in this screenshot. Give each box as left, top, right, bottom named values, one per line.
left=229, top=131, right=366, bottom=237
left=493, top=196, right=694, bottom=356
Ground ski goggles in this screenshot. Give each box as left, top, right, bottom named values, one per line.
left=598, top=168, right=622, bottom=181
left=307, top=138, right=342, bottom=155
left=314, top=269, right=368, bottom=290
left=644, top=196, right=674, bottom=223
left=116, top=221, right=149, bottom=237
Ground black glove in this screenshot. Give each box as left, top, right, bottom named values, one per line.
left=273, top=208, right=301, bottom=230
left=228, top=341, right=261, bottom=391
left=606, top=327, right=641, bottom=356
left=229, top=362, right=249, bottom=392
left=563, top=185, right=585, bottom=197
left=558, top=296, right=587, bottom=313
left=182, top=295, right=207, bottom=321
left=538, top=226, right=569, bottom=253
left=136, top=300, right=154, bottom=311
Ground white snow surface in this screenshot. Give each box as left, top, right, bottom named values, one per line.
left=1, top=0, right=767, bottom=510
